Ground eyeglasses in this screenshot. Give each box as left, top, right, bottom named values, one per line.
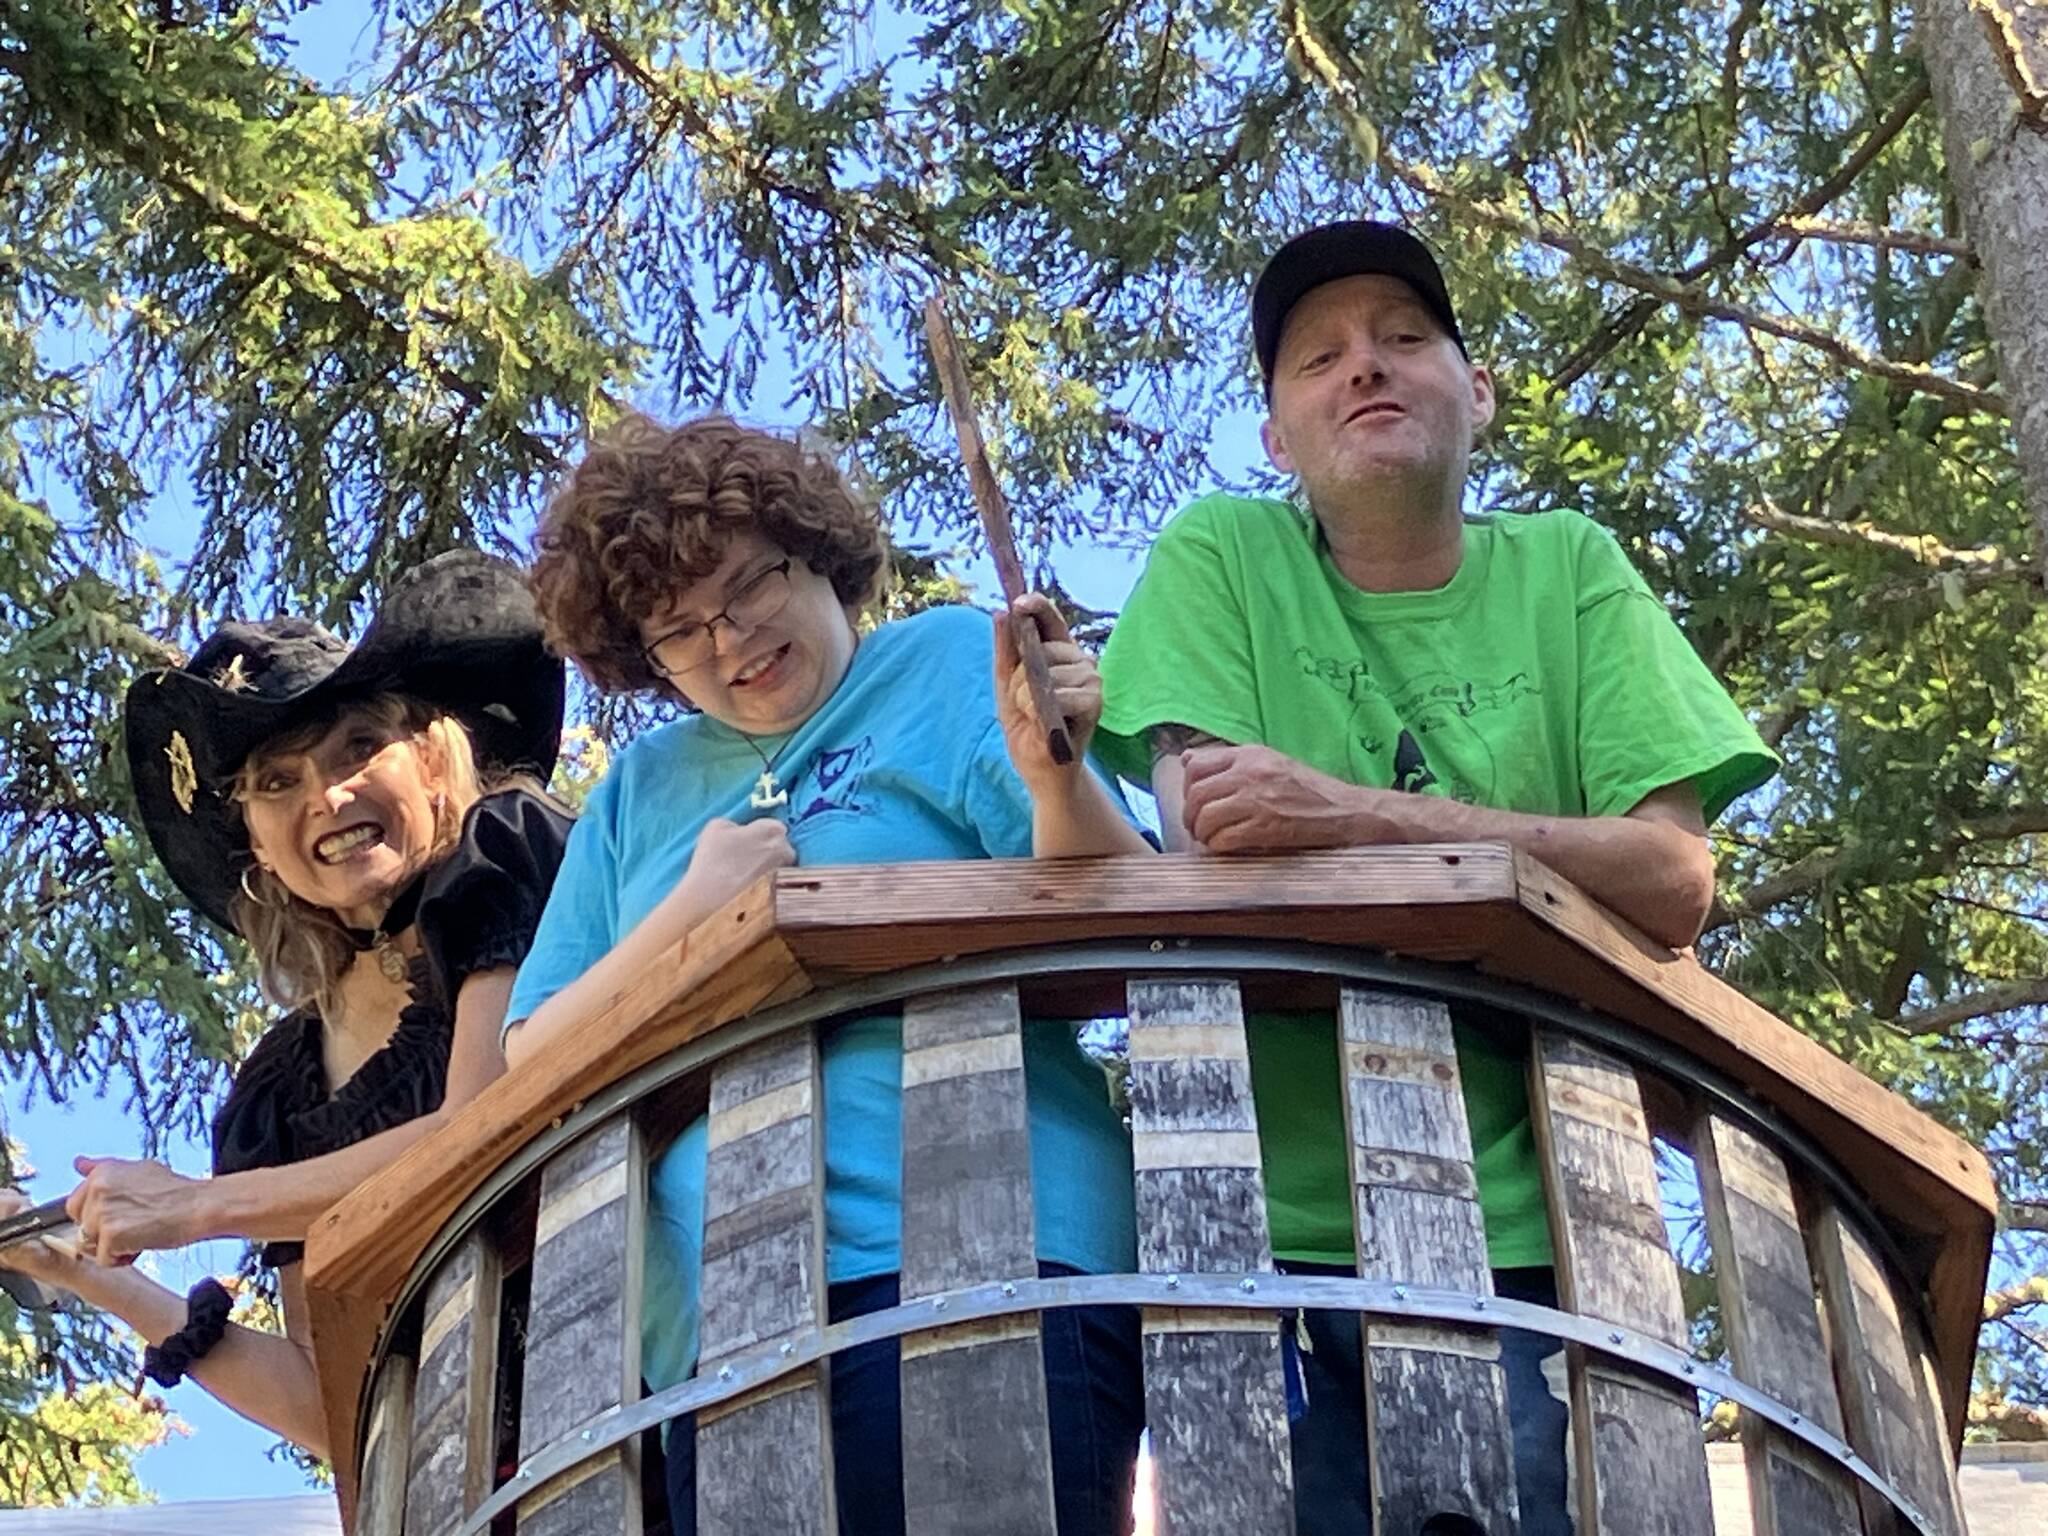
left=237, top=724, right=407, bottom=804
left=642, top=559, right=795, bottom=679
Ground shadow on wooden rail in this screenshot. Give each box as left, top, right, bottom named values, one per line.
left=303, top=846, right=1996, bottom=1535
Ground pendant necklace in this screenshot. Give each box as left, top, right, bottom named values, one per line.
left=344, top=875, right=425, bottom=984
left=739, top=731, right=792, bottom=813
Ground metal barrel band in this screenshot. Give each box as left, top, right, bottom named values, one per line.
left=457, top=1270, right=1935, bottom=1536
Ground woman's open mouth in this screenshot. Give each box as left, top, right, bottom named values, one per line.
left=731, top=643, right=791, bottom=689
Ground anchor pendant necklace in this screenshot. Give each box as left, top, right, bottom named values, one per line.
left=739, top=732, right=791, bottom=813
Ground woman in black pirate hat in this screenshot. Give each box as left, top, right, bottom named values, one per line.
left=0, top=549, right=570, bottom=1458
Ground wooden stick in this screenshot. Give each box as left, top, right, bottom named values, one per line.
left=0, top=1195, right=76, bottom=1254
left=922, top=295, right=1075, bottom=766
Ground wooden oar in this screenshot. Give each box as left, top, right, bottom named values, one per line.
left=922, top=295, right=1076, bottom=766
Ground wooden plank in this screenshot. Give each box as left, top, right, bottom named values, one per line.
left=1693, top=1111, right=1860, bottom=1536
left=311, top=1284, right=387, bottom=1524
left=515, top=1116, right=645, bottom=1536
left=1531, top=1031, right=1713, bottom=1536
left=898, top=982, right=1057, bottom=1536
left=1924, top=1234, right=1991, bottom=1446
left=1340, top=987, right=1519, bottom=1533
left=405, top=1227, right=502, bottom=1536
left=773, top=847, right=1517, bottom=976
left=1127, top=976, right=1294, bottom=1535
left=1812, top=1205, right=1969, bottom=1536
left=354, top=1350, right=413, bottom=1536
left=695, top=1027, right=834, bottom=1536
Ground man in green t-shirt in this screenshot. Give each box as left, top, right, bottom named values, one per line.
left=1097, top=221, right=1777, bottom=1534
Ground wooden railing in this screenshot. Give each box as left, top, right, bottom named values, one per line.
left=303, top=847, right=1997, bottom=1536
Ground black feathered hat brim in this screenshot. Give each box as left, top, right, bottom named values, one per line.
left=124, top=550, right=565, bottom=934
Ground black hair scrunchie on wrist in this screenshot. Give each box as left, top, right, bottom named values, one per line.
left=142, top=1278, right=233, bottom=1389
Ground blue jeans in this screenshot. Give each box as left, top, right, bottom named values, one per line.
left=1280, top=1263, right=1573, bottom=1536
left=662, top=1263, right=1143, bottom=1536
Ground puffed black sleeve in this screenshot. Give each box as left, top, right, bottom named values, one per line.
left=210, top=1016, right=323, bottom=1268
left=415, top=789, right=575, bottom=1005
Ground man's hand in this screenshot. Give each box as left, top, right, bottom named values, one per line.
left=1180, top=744, right=1413, bottom=853
left=64, top=1156, right=203, bottom=1264
left=995, top=594, right=1103, bottom=793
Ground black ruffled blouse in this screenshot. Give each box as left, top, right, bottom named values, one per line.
left=209, top=789, right=573, bottom=1267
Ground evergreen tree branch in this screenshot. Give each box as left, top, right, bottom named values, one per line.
left=1743, top=499, right=2011, bottom=567
left=554, top=3, right=932, bottom=263
left=0, top=41, right=567, bottom=465
left=1863, top=559, right=2045, bottom=604
left=2007, top=1200, right=2048, bottom=1233
left=1281, top=13, right=1996, bottom=411
left=1767, top=217, right=1976, bottom=259
left=1893, top=979, right=2048, bottom=1035
left=1710, top=806, right=2048, bottom=926
left=1556, top=78, right=1933, bottom=388
left=1985, top=1275, right=2048, bottom=1318
left=1969, top=0, right=2048, bottom=124
left=119, top=155, right=559, bottom=463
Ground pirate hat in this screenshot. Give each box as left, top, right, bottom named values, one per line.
left=124, top=549, right=564, bottom=933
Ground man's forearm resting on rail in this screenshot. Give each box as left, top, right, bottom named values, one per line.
left=1151, top=730, right=1715, bottom=950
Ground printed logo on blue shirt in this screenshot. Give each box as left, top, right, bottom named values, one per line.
left=788, top=737, right=877, bottom=826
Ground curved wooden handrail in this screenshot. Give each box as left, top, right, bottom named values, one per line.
left=303, top=846, right=1996, bottom=1516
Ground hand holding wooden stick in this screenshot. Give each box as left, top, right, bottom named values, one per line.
left=922, top=295, right=1076, bottom=766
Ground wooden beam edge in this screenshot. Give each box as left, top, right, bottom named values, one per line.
left=765, top=844, right=1523, bottom=972
left=1509, top=851, right=1995, bottom=1215
left=1504, top=850, right=1996, bottom=1437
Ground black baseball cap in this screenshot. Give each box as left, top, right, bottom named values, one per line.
left=1253, top=221, right=1466, bottom=395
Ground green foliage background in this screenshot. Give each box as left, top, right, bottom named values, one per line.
left=2, top=0, right=2043, bottom=1491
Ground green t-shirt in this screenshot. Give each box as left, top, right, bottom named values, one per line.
left=1098, top=495, right=1778, bottom=1268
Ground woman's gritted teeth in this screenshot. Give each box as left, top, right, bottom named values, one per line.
left=314, top=822, right=387, bottom=865
left=729, top=642, right=791, bottom=688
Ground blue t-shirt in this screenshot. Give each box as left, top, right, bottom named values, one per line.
left=509, top=605, right=1139, bottom=1391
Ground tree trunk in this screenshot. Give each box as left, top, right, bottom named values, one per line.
left=1919, top=0, right=2048, bottom=578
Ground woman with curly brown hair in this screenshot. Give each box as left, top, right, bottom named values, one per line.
left=505, top=413, right=1150, bottom=1535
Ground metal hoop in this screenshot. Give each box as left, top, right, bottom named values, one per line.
left=238, top=864, right=280, bottom=909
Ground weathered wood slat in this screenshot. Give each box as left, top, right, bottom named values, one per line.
left=406, top=1227, right=502, bottom=1536
left=1531, top=1032, right=1713, bottom=1536
left=355, top=1351, right=413, bottom=1536
left=1341, top=988, right=1519, bottom=1534
left=1693, top=1111, right=1860, bottom=1536
left=695, top=1028, right=834, bottom=1536
left=515, top=1116, right=645, bottom=1536
left=1127, top=976, right=1293, bottom=1536
left=898, top=982, right=1057, bottom=1536
left=1812, top=1205, right=1968, bottom=1536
